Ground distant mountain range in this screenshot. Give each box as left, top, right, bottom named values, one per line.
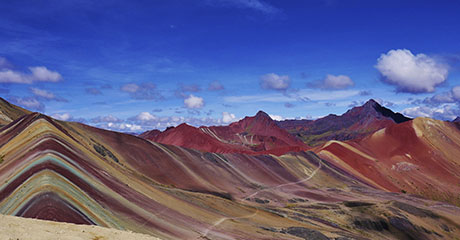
left=1, top=97, right=460, bottom=239
left=141, top=110, right=307, bottom=155
left=276, top=99, right=411, bottom=146
left=140, top=99, right=412, bottom=153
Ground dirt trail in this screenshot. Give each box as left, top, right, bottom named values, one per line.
left=198, top=159, right=323, bottom=239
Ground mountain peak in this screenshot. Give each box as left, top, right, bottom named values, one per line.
left=255, top=110, right=271, bottom=119
left=363, top=99, right=380, bottom=107
left=454, top=117, right=460, bottom=123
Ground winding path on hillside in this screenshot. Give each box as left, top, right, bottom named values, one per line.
left=198, top=159, right=323, bottom=239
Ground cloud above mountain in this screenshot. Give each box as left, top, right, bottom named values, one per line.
left=120, top=83, right=164, bottom=100
left=0, top=64, right=62, bottom=84
left=375, top=49, right=448, bottom=93
left=184, top=95, right=204, bottom=109
left=308, top=74, right=354, bottom=90
left=30, top=88, right=67, bottom=102
left=222, top=112, right=236, bottom=123
left=260, top=73, right=290, bottom=91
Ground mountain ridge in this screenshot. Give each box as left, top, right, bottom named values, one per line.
left=276, top=99, right=411, bottom=146
left=142, top=110, right=307, bottom=155
left=0, top=97, right=31, bottom=127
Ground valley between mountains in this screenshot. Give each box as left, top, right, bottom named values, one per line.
left=0, top=97, right=459, bottom=240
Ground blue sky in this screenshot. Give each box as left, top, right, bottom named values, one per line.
left=1, top=0, right=460, bottom=132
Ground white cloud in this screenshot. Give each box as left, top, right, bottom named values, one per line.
left=375, top=49, right=448, bottom=93
left=452, top=86, right=460, bottom=100
left=9, top=97, right=44, bottom=111
left=402, top=106, right=432, bottom=118
left=0, top=66, right=62, bottom=84
left=313, top=74, right=354, bottom=90
left=134, top=112, right=157, bottom=122
left=260, top=73, right=290, bottom=91
left=402, top=104, right=459, bottom=120
left=222, top=112, right=236, bottom=123
left=184, top=94, right=204, bottom=108
left=51, top=113, right=72, bottom=121
left=29, top=87, right=67, bottom=102
left=107, top=122, right=142, bottom=132
left=269, top=114, right=284, bottom=121
left=91, top=115, right=122, bottom=123
left=28, top=66, right=62, bottom=82
left=0, top=70, right=27, bottom=83
left=31, top=87, right=56, bottom=99
left=120, top=82, right=163, bottom=100
left=419, top=86, right=460, bottom=106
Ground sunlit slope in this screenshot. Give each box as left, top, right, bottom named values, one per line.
left=0, top=113, right=348, bottom=239
left=0, top=97, right=31, bottom=126
left=0, top=110, right=459, bottom=239
left=317, top=117, right=460, bottom=206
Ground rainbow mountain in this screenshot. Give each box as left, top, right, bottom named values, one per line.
left=0, top=98, right=459, bottom=239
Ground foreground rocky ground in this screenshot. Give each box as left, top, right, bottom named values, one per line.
left=0, top=214, right=161, bottom=240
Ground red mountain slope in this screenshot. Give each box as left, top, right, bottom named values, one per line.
left=138, top=129, right=161, bottom=139
left=142, top=111, right=307, bottom=155
left=316, top=117, right=460, bottom=206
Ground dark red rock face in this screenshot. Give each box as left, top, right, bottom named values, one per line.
left=17, top=192, right=95, bottom=225
left=141, top=111, right=307, bottom=155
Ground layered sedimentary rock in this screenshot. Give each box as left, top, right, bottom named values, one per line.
left=316, top=117, right=460, bottom=206
left=0, top=100, right=459, bottom=239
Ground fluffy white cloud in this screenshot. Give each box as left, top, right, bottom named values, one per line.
left=134, top=112, right=157, bottom=122
left=418, top=86, right=460, bottom=106
left=260, top=73, right=290, bottom=91
left=28, top=66, right=62, bottom=82
left=222, top=112, right=236, bottom=123
left=375, top=49, right=448, bottom=93
left=0, top=66, right=62, bottom=84
left=184, top=94, right=204, bottom=108
left=402, top=104, right=460, bottom=120
left=0, top=70, right=27, bottom=83
left=107, top=122, right=142, bottom=132
left=311, top=74, right=354, bottom=90
left=51, top=113, right=72, bottom=121
left=269, top=114, right=284, bottom=121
